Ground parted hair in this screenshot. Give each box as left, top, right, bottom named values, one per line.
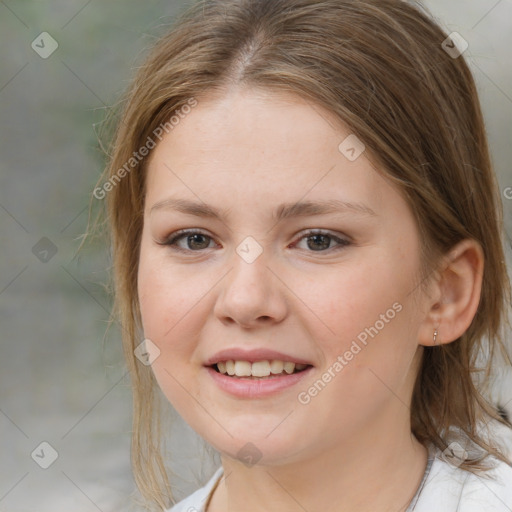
left=89, top=0, right=512, bottom=509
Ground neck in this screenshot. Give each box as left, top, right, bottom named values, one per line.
left=207, top=412, right=428, bottom=512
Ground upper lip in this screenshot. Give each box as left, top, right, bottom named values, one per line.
left=204, top=348, right=314, bottom=366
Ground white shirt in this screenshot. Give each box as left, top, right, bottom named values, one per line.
left=166, top=448, right=512, bottom=512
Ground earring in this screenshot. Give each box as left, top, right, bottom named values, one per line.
left=433, top=329, right=438, bottom=345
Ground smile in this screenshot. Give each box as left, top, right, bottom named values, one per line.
left=205, top=361, right=313, bottom=398
left=213, top=359, right=310, bottom=378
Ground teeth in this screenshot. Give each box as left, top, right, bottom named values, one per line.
left=252, top=360, right=271, bottom=377
left=215, top=360, right=309, bottom=377
left=283, top=361, right=295, bottom=374
left=269, top=360, right=284, bottom=374
left=234, top=361, right=252, bottom=376
left=226, top=360, right=235, bottom=376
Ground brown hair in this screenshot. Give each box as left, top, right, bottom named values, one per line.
left=87, top=0, right=512, bottom=508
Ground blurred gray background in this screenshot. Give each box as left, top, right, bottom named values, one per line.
left=0, top=1, right=511, bottom=511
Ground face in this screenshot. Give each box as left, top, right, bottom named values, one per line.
left=138, top=87, right=428, bottom=466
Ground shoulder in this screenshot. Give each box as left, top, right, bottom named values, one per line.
left=415, top=451, right=512, bottom=512
left=165, top=466, right=224, bottom=512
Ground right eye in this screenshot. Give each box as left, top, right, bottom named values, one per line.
left=158, top=229, right=216, bottom=252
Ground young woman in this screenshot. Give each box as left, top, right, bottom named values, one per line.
left=91, top=0, right=512, bottom=510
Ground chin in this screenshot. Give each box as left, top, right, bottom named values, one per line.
left=202, top=426, right=310, bottom=467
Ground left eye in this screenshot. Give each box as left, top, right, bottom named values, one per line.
left=159, top=229, right=351, bottom=253
left=293, top=230, right=351, bottom=252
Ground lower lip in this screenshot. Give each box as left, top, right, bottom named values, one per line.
left=205, top=366, right=314, bottom=398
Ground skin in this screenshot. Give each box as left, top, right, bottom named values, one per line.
left=137, top=87, right=484, bottom=512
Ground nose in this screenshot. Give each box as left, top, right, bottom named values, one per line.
left=213, top=246, right=288, bottom=329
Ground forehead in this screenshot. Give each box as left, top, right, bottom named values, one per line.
left=155, top=88, right=341, bottom=158
left=144, top=87, right=400, bottom=220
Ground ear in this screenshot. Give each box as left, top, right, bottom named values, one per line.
left=418, top=239, right=484, bottom=347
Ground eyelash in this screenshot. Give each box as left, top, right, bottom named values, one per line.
left=158, top=229, right=352, bottom=254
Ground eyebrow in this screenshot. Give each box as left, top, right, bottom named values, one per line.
left=150, top=197, right=377, bottom=220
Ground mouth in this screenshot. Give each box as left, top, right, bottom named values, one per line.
left=208, top=360, right=313, bottom=379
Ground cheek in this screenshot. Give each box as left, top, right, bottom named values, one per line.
left=301, top=259, right=405, bottom=347
left=138, top=242, right=192, bottom=339
left=137, top=253, right=193, bottom=380
left=297, top=256, right=420, bottom=396
left=137, top=256, right=202, bottom=410
left=138, top=265, right=170, bottom=339
left=137, top=247, right=217, bottom=371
